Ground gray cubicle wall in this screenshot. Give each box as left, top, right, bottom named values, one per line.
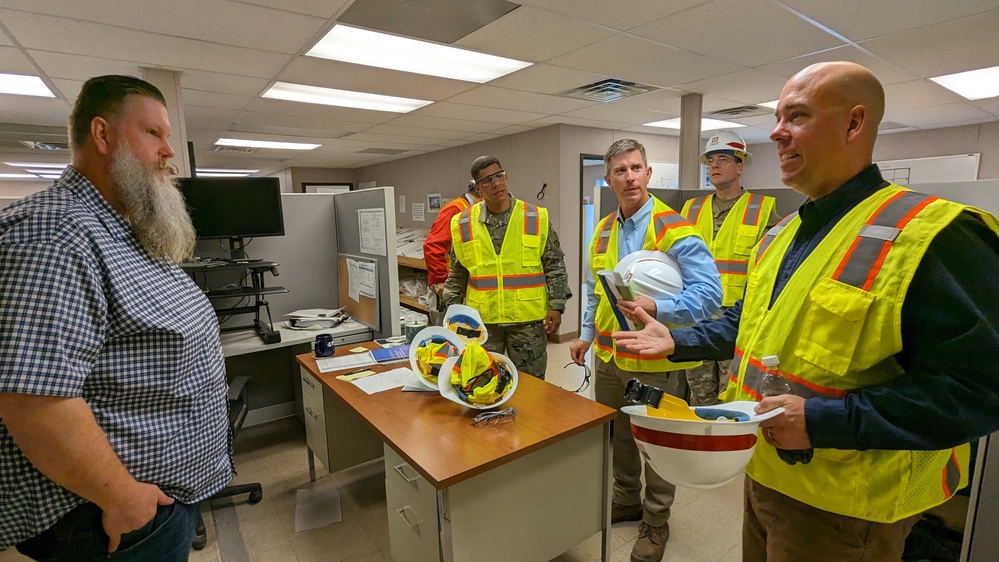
left=679, top=188, right=804, bottom=219
left=333, top=187, right=401, bottom=339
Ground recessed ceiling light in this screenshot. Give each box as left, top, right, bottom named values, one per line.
left=757, top=100, right=780, bottom=109
left=215, top=138, right=321, bottom=150
left=930, top=65, right=999, bottom=100
left=263, top=82, right=431, bottom=113
left=0, top=73, right=55, bottom=98
left=307, top=24, right=532, bottom=83
left=642, top=118, right=746, bottom=130
left=196, top=168, right=259, bottom=174
left=4, top=162, right=68, bottom=169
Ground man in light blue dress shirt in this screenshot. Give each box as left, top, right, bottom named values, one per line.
left=570, top=139, right=721, bottom=562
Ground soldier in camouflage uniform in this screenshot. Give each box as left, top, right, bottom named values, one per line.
left=442, top=156, right=571, bottom=380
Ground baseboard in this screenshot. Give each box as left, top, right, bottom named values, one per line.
left=244, top=400, right=297, bottom=427
left=549, top=330, right=578, bottom=344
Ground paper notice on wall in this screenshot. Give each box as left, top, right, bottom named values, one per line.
left=358, top=261, right=376, bottom=298
left=358, top=208, right=387, bottom=256
left=347, top=258, right=360, bottom=302
left=412, top=203, right=425, bottom=221
left=398, top=195, right=406, bottom=213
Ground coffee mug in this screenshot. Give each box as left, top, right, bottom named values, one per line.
left=314, top=334, right=335, bottom=357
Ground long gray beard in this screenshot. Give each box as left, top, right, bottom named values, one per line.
left=111, top=146, right=195, bottom=263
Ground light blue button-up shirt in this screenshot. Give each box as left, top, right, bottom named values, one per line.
left=580, top=196, right=722, bottom=342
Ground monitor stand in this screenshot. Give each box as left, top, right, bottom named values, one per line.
left=226, top=237, right=247, bottom=261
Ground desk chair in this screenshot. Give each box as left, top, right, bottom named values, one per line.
left=192, top=376, right=263, bottom=551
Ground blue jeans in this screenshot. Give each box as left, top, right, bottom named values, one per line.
left=16, top=500, right=200, bottom=561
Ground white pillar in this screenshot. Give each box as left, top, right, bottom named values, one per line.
left=140, top=68, right=191, bottom=177
left=678, top=93, right=703, bottom=190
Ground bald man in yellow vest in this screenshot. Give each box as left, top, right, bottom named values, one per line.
left=615, top=62, right=999, bottom=561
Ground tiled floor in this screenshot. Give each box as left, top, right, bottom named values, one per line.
left=0, top=342, right=744, bottom=562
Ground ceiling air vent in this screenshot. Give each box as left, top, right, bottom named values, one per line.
left=212, top=145, right=256, bottom=154
left=555, top=79, right=660, bottom=103
left=357, top=148, right=408, bottom=155
left=19, top=140, right=70, bottom=150
left=704, top=105, right=772, bottom=119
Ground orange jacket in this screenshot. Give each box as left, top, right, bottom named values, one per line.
left=423, top=194, right=474, bottom=285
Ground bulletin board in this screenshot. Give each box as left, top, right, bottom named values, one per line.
left=337, top=254, right=379, bottom=330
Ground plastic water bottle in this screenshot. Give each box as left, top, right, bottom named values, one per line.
left=759, top=355, right=791, bottom=397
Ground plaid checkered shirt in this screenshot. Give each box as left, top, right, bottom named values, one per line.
left=0, top=167, right=233, bottom=547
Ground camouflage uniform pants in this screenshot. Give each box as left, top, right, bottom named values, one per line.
left=482, top=321, right=547, bottom=379
left=685, top=358, right=732, bottom=406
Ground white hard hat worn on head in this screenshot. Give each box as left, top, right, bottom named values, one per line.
left=699, top=130, right=753, bottom=166
left=614, top=250, right=683, bottom=300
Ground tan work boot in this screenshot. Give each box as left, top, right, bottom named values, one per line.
left=630, top=521, right=669, bottom=562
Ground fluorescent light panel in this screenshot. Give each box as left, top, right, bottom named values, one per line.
left=0, top=173, right=43, bottom=179
left=307, top=24, right=532, bottom=83
left=758, top=100, right=780, bottom=109
left=5, top=162, right=68, bottom=169
left=263, top=82, right=431, bottom=113
left=643, top=118, right=746, bottom=130
left=215, top=138, right=321, bottom=150
left=930, top=65, right=999, bottom=100
left=196, top=168, right=259, bottom=174
left=0, top=73, right=55, bottom=98
left=196, top=172, right=253, bottom=178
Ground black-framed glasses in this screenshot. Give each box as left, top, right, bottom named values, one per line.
left=474, top=170, right=507, bottom=186
left=562, top=362, right=592, bottom=394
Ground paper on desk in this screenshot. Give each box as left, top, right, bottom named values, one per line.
left=348, top=347, right=369, bottom=353
left=351, top=367, right=415, bottom=394
left=316, top=354, right=376, bottom=373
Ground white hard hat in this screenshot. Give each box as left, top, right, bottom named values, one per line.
left=699, top=130, right=753, bottom=166
left=614, top=250, right=683, bottom=300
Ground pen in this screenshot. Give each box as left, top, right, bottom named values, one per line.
left=345, top=368, right=372, bottom=375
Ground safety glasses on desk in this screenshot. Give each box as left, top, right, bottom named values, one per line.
left=472, top=407, right=516, bottom=428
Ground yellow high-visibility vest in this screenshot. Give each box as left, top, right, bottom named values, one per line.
left=724, top=185, right=999, bottom=522
left=681, top=192, right=777, bottom=307
left=589, top=196, right=703, bottom=372
left=451, top=200, right=548, bottom=323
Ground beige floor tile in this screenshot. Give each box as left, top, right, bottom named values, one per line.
left=289, top=515, right=380, bottom=562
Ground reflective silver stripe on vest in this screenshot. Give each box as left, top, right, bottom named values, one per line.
left=468, top=276, right=498, bottom=290
left=754, top=212, right=798, bottom=264
left=716, top=260, right=748, bottom=275
left=458, top=210, right=473, bottom=243
left=943, top=449, right=961, bottom=497
left=596, top=334, right=613, bottom=349
left=834, top=192, right=934, bottom=290
left=685, top=197, right=705, bottom=222
left=503, top=274, right=545, bottom=288
left=654, top=211, right=687, bottom=240
left=524, top=204, right=539, bottom=236
left=595, top=213, right=615, bottom=254
left=739, top=357, right=848, bottom=400
left=743, top=193, right=762, bottom=226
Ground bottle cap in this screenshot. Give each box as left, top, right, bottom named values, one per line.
left=761, top=355, right=780, bottom=368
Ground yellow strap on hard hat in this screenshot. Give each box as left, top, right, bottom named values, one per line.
left=416, top=338, right=453, bottom=380
left=451, top=342, right=501, bottom=404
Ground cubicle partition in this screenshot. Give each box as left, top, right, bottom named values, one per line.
left=332, top=187, right=401, bottom=340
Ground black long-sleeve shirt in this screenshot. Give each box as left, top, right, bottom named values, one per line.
left=671, top=165, right=999, bottom=451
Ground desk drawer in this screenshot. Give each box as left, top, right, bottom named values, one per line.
left=384, top=445, right=438, bottom=520
left=300, top=368, right=324, bottom=413
left=386, top=478, right=440, bottom=562
left=303, top=391, right=328, bottom=470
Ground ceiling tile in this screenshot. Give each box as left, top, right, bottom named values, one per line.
left=756, top=45, right=917, bottom=86
left=886, top=102, right=995, bottom=128
left=363, top=124, right=472, bottom=141
left=0, top=96, right=70, bottom=126
left=384, top=114, right=506, bottom=134
left=560, top=103, right=677, bottom=126
left=0, top=1, right=326, bottom=54
left=488, top=63, right=608, bottom=95
left=339, top=0, right=517, bottom=44
left=612, top=88, right=684, bottom=113
left=234, top=0, right=352, bottom=18
left=883, top=80, right=967, bottom=113
left=277, top=57, right=477, bottom=101
left=445, top=86, right=595, bottom=114
left=780, top=0, right=998, bottom=41
left=242, top=97, right=401, bottom=124
left=182, top=90, right=254, bottom=111
left=860, top=10, right=999, bottom=78
left=26, top=51, right=149, bottom=82
left=2, top=10, right=292, bottom=78
left=0, top=45, right=39, bottom=75
left=676, top=69, right=788, bottom=106
left=179, top=71, right=270, bottom=97
left=548, top=33, right=744, bottom=88
left=970, top=97, right=999, bottom=118
left=631, top=0, right=844, bottom=67
left=455, top=6, right=616, bottom=62
left=514, top=0, right=711, bottom=32
left=412, top=102, right=549, bottom=125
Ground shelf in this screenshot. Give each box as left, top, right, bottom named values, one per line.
left=397, top=256, right=427, bottom=270
left=204, top=286, right=289, bottom=299
left=399, top=295, right=428, bottom=313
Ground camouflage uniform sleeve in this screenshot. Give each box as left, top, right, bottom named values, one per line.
left=542, top=223, right=572, bottom=312
left=441, top=245, right=468, bottom=307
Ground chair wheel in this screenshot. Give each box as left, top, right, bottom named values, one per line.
left=192, top=531, right=207, bottom=551
left=249, top=490, right=263, bottom=504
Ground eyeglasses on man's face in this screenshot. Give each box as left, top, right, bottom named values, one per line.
left=475, top=170, right=507, bottom=187
left=705, top=154, right=736, bottom=166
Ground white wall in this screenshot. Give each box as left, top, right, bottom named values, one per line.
left=742, top=121, right=999, bottom=189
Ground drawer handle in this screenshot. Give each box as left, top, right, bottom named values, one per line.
left=395, top=506, right=422, bottom=530
left=305, top=406, right=318, bottom=419
left=303, top=376, right=316, bottom=390
left=393, top=463, right=421, bottom=484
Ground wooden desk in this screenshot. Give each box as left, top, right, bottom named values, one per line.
left=296, top=343, right=617, bottom=562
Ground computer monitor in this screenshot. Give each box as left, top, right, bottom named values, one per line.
left=179, top=177, right=285, bottom=260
